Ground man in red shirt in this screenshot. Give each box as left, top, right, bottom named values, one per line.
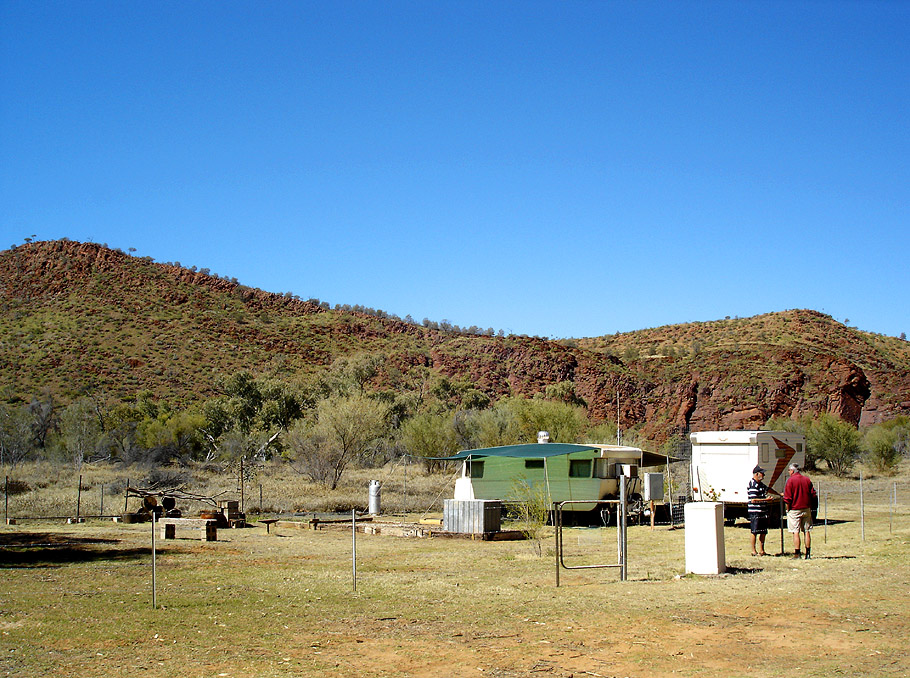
left=783, top=462, right=818, bottom=559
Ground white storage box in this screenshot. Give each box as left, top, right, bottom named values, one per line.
left=684, top=502, right=726, bottom=574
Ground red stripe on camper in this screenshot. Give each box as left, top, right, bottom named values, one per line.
left=769, top=436, right=796, bottom=487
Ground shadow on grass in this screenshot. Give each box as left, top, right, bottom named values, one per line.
left=722, top=566, right=763, bottom=575
left=730, top=518, right=852, bottom=528
left=740, top=553, right=857, bottom=561
left=0, top=531, right=154, bottom=568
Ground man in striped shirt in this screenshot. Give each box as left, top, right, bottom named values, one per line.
left=747, top=465, right=774, bottom=556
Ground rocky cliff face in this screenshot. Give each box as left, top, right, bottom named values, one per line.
left=2, top=241, right=908, bottom=442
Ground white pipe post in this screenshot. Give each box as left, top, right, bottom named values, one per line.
left=860, top=470, right=865, bottom=542
left=824, top=490, right=828, bottom=544
left=151, top=511, right=157, bottom=609
left=780, top=496, right=785, bottom=554
left=619, top=476, right=628, bottom=581
left=352, top=510, right=357, bottom=592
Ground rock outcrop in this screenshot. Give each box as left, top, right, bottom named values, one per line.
left=2, top=240, right=908, bottom=443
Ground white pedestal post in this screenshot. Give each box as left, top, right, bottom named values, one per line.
left=685, top=502, right=726, bottom=574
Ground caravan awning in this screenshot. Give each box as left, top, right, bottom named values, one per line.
left=431, top=443, right=679, bottom=466
left=640, top=450, right=681, bottom=467
left=429, top=443, right=597, bottom=461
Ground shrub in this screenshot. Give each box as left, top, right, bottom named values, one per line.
left=807, top=414, right=861, bottom=477
left=4, top=479, right=30, bottom=495
left=863, top=419, right=909, bottom=475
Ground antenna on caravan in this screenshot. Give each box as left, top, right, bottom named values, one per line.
left=616, top=390, right=621, bottom=445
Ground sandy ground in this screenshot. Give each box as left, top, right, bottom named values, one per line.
left=1, top=494, right=908, bottom=678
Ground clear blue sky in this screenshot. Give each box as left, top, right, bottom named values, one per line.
left=2, top=1, right=908, bottom=339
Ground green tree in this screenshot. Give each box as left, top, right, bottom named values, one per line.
left=584, top=421, right=619, bottom=445
left=807, top=414, right=861, bottom=477
left=324, top=353, right=385, bottom=397
left=463, top=406, right=522, bottom=449
left=460, top=388, right=491, bottom=411
left=100, top=402, right=144, bottom=463
left=289, top=395, right=388, bottom=489
left=863, top=417, right=909, bottom=475
left=458, top=397, right=589, bottom=449
left=216, top=371, right=262, bottom=433
left=622, top=345, right=640, bottom=362
left=257, top=379, right=304, bottom=432
left=544, top=381, right=587, bottom=407
left=137, top=411, right=206, bottom=463
left=400, top=412, right=458, bottom=471
left=504, top=397, right=588, bottom=444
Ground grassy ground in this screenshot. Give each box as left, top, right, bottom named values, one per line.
left=1, top=463, right=908, bottom=677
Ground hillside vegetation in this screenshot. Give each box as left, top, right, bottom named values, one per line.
left=1, top=240, right=909, bottom=465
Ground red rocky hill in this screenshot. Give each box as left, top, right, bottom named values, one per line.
left=2, top=240, right=908, bottom=442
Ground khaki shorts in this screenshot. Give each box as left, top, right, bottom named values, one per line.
left=787, top=508, right=813, bottom=533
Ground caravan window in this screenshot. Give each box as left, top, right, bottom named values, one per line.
left=761, top=443, right=769, bottom=463
left=467, top=461, right=484, bottom=478
left=593, top=459, right=612, bottom=478
left=524, top=459, right=545, bottom=470
left=569, top=459, right=592, bottom=478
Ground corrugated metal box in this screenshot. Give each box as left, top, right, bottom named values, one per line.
left=443, top=499, right=502, bottom=534
left=643, top=472, right=665, bottom=502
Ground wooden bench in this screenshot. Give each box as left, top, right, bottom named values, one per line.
left=159, top=517, right=217, bottom=542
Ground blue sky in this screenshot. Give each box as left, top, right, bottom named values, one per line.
left=2, top=1, right=908, bottom=339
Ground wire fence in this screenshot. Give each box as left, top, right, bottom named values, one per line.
left=3, top=472, right=909, bottom=540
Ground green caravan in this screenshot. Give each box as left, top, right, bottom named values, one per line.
left=437, top=433, right=671, bottom=521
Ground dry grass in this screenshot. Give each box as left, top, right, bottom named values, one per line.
left=2, top=460, right=459, bottom=521
left=1, top=462, right=909, bottom=677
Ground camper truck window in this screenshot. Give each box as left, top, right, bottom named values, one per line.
left=569, top=459, right=592, bottom=478
left=761, top=443, right=769, bottom=463
left=797, top=443, right=803, bottom=453
left=468, top=461, right=484, bottom=478
left=524, top=459, right=545, bottom=470
left=593, top=459, right=613, bottom=478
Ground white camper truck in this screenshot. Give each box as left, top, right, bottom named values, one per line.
left=690, top=430, right=806, bottom=522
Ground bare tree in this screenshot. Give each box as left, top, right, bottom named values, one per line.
left=0, top=404, right=35, bottom=471
left=60, top=398, right=102, bottom=470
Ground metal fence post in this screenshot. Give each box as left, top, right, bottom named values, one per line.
left=352, top=510, right=357, bottom=592
left=151, top=511, right=157, bottom=609
left=619, top=477, right=628, bottom=581
left=76, top=474, right=82, bottom=521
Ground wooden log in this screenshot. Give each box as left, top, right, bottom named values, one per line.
left=158, top=517, right=217, bottom=542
